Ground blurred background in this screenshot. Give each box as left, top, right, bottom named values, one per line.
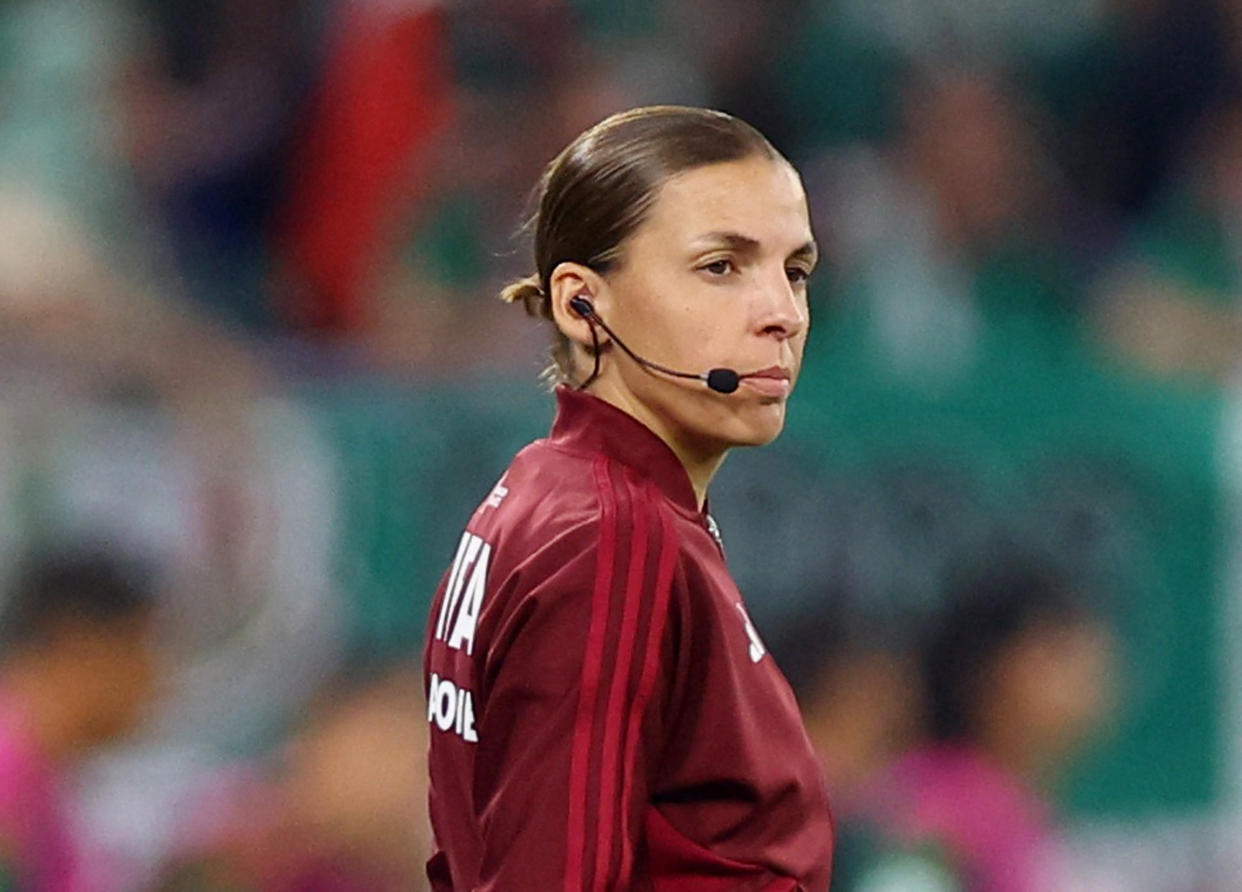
left=2, top=0, right=1242, bottom=888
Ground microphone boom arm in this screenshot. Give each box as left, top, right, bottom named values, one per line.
left=569, top=296, right=741, bottom=394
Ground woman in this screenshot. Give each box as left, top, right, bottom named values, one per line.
left=839, top=553, right=1115, bottom=891
left=424, top=106, right=833, bottom=890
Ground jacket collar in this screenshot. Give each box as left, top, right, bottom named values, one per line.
left=548, top=386, right=701, bottom=515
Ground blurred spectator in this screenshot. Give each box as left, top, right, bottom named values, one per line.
left=769, top=598, right=922, bottom=815
left=752, top=0, right=1109, bottom=161
left=836, top=553, right=1117, bottom=892
left=810, top=66, right=1102, bottom=390
left=1095, top=90, right=1242, bottom=384
left=119, top=0, right=323, bottom=332
left=155, top=661, right=429, bottom=891
left=0, top=543, right=160, bottom=890
left=1048, top=0, right=1241, bottom=218
left=0, top=186, right=264, bottom=408
left=351, top=77, right=571, bottom=376
left=276, top=0, right=453, bottom=334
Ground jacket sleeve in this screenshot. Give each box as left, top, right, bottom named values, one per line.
left=471, top=477, right=680, bottom=890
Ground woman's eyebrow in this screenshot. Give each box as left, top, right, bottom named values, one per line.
left=692, top=231, right=762, bottom=256
left=790, top=241, right=819, bottom=265
left=691, top=232, right=818, bottom=267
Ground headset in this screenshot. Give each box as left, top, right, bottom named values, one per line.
left=568, top=295, right=747, bottom=394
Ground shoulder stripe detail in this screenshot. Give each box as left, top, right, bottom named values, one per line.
left=564, top=457, right=619, bottom=891
left=616, top=491, right=678, bottom=881
left=590, top=472, right=653, bottom=888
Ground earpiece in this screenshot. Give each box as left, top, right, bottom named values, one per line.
left=569, top=295, right=596, bottom=319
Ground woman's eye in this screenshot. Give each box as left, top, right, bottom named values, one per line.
left=787, top=267, right=811, bottom=284
left=701, top=259, right=735, bottom=276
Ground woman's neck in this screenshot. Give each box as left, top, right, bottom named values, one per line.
left=589, top=380, right=725, bottom=510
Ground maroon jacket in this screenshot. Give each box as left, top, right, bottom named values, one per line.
left=424, top=387, right=833, bottom=890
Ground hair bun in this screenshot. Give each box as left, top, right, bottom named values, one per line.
left=499, top=274, right=550, bottom=319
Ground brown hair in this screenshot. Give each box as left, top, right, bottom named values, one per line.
left=500, top=105, right=782, bottom=383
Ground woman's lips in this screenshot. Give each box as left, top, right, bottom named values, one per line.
left=740, top=366, right=792, bottom=397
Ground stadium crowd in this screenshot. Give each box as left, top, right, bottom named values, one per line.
left=1, top=0, right=1241, bottom=888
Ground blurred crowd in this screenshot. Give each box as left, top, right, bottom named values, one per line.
left=3, top=0, right=1242, bottom=889
left=10, top=0, right=1242, bottom=380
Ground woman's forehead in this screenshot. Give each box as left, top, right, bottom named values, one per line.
left=642, top=156, right=812, bottom=248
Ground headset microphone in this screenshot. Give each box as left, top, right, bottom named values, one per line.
left=569, top=295, right=743, bottom=394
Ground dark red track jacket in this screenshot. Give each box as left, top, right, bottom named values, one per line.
left=424, top=387, right=833, bottom=890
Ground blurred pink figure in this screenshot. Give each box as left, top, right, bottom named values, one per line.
left=850, top=554, right=1116, bottom=891
left=869, top=744, right=1058, bottom=891
left=0, top=547, right=159, bottom=891
left=0, top=695, right=82, bottom=890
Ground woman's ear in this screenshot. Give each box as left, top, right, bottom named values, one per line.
left=549, top=262, right=609, bottom=349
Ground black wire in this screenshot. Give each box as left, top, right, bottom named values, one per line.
left=577, top=320, right=602, bottom=390
left=583, top=311, right=704, bottom=383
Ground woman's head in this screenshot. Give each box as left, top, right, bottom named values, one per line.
left=922, top=553, right=1116, bottom=781
left=503, top=106, right=816, bottom=465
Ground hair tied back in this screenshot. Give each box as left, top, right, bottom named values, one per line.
left=499, top=273, right=551, bottom=320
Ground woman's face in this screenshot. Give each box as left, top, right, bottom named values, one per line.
left=589, top=154, right=816, bottom=460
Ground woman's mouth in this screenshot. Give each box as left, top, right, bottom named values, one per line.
left=740, top=366, right=792, bottom=398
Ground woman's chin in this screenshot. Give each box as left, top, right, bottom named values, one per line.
left=728, top=406, right=788, bottom=448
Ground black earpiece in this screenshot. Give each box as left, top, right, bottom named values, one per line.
left=569, top=295, right=595, bottom=319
